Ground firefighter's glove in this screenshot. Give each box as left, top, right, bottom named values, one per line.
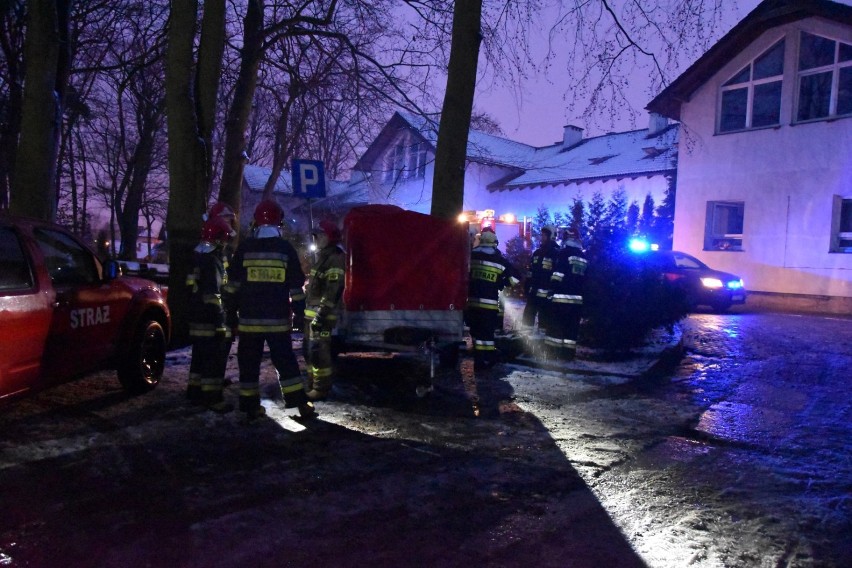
left=310, top=316, right=323, bottom=333
left=215, top=326, right=229, bottom=341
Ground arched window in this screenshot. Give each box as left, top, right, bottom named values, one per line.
left=797, top=32, right=852, bottom=122
left=719, top=40, right=785, bottom=133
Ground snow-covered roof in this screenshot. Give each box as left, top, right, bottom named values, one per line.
left=242, top=164, right=349, bottom=196
left=388, top=111, right=677, bottom=189
left=398, top=112, right=540, bottom=170
left=495, top=126, right=678, bottom=190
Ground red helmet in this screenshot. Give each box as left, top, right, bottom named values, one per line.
left=208, top=201, right=235, bottom=219
left=201, top=216, right=236, bottom=242
left=253, top=199, right=283, bottom=226
left=318, top=220, right=342, bottom=244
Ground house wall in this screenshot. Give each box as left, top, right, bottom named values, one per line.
left=351, top=158, right=670, bottom=224
left=480, top=176, right=669, bottom=223
left=674, top=16, right=852, bottom=300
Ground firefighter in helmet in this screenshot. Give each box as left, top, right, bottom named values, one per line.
left=205, top=201, right=235, bottom=222
left=204, top=201, right=237, bottom=259
left=225, top=199, right=315, bottom=421
left=467, top=228, right=520, bottom=369
left=186, top=215, right=237, bottom=412
left=522, top=225, right=559, bottom=333
left=545, top=228, right=588, bottom=360
left=303, top=220, right=346, bottom=401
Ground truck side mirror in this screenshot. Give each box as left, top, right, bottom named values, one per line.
left=104, top=259, right=120, bottom=281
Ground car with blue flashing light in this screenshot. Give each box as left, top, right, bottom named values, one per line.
left=637, top=248, right=746, bottom=313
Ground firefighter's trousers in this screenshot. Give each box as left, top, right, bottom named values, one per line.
left=304, top=315, right=336, bottom=396
left=237, top=331, right=307, bottom=412
left=522, top=294, right=549, bottom=331
left=187, top=336, right=231, bottom=404
left=543, top=300, right=582, bottom=361
left=467, top=307, right=499, bottom=368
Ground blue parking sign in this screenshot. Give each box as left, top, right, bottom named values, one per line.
left=292, top=159, right=326, bottom=199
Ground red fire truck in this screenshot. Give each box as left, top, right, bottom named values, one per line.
left=336, top=205, right=470, bottom=381
left=0, top=214, right=171, bottom=403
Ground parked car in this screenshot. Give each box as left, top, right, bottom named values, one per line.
left=643, top=250, right=747, bottom=312
left=0, top=214, right=171, bottom=403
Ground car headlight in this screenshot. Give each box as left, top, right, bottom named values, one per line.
left=700, top=277, right=724, bottom=289
left=726, top=279, right=744, bottom=290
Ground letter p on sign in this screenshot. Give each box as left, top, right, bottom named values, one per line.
left=292, top=159, right=326, bottom=199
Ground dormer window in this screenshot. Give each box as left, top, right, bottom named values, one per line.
left=796, top=32, right=852, bottom=122
left=383, top=135, right=429, bottom=183
left=719, top=39, right=785, bottom=133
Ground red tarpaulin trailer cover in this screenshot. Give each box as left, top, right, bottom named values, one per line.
left=343, top=205, right=469, bottom=311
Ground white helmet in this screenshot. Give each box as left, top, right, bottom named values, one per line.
left=479, top=230, right=498, bottom=247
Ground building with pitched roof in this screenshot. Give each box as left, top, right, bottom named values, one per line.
left=647, top=0, right=852, bottom=313
left=241, top=164, right=363, bottom=232
left=347, top=111, right=677, bottom=234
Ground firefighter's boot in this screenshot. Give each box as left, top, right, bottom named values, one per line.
left=306, top=366, right=332, bottom=401
left=298, top=401, right=318, bottom=420
left=186, top=373, right=203, bottom=404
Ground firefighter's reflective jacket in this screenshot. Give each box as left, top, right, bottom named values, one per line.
left=525, top=240, right=559, bottom=299
left=468, top=246, right=520, bottom=310
left=305, top=243, right=345, bottom=319
left=549, top=239, right=588, bottom=302
left=186, top=249, right=229, bottom=339
left=225, top=234, right=305, bottom=333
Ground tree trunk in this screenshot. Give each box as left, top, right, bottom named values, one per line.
left=430, top=0, right=481, bottom=221
left=11, top=0, right=70, bottom=220
left=0, top=7, right=24, bottom=210
left=118, top=111, right=160, bottom=260
left=196, top=0, right=226, bottom=205
left=165, top=0, right=225, bottom=346
left=217, top=0, right=264, bottom=220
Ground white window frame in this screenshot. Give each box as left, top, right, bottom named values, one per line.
left=830, top=195, right=852, bottom=253
left=383, top=135, right=429, bottom=183
left=704, top=201, right=745, bottom=251
left=795, top=31, right=852, bottom=123
left=383, top=141, right=406, bottom=184
left=718, top=39, right=785, bottom=133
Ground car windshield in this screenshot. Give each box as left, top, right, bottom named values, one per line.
left=672, top=252, right=709, bottom=270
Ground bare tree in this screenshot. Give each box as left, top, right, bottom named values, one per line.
left=165, top=0, right=226, bottom=345
left=431, top=0, right=482, bottom=221
left=0, top=0, right=26, bottom=210
left=11, top=0, right=71, bottom=219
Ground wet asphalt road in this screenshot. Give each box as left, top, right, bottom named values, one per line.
left=0, top=309, right=850, bottom=567
left=614, top=310, right=850, bottom=566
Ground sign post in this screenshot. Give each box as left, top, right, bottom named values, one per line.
left=292, top=159, right=327, bottom=259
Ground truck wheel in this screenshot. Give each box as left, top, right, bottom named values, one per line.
left=118, top=319, right=166, bottom=393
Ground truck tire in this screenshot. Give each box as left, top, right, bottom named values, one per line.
left=118, top=319, right=166, bottom=393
